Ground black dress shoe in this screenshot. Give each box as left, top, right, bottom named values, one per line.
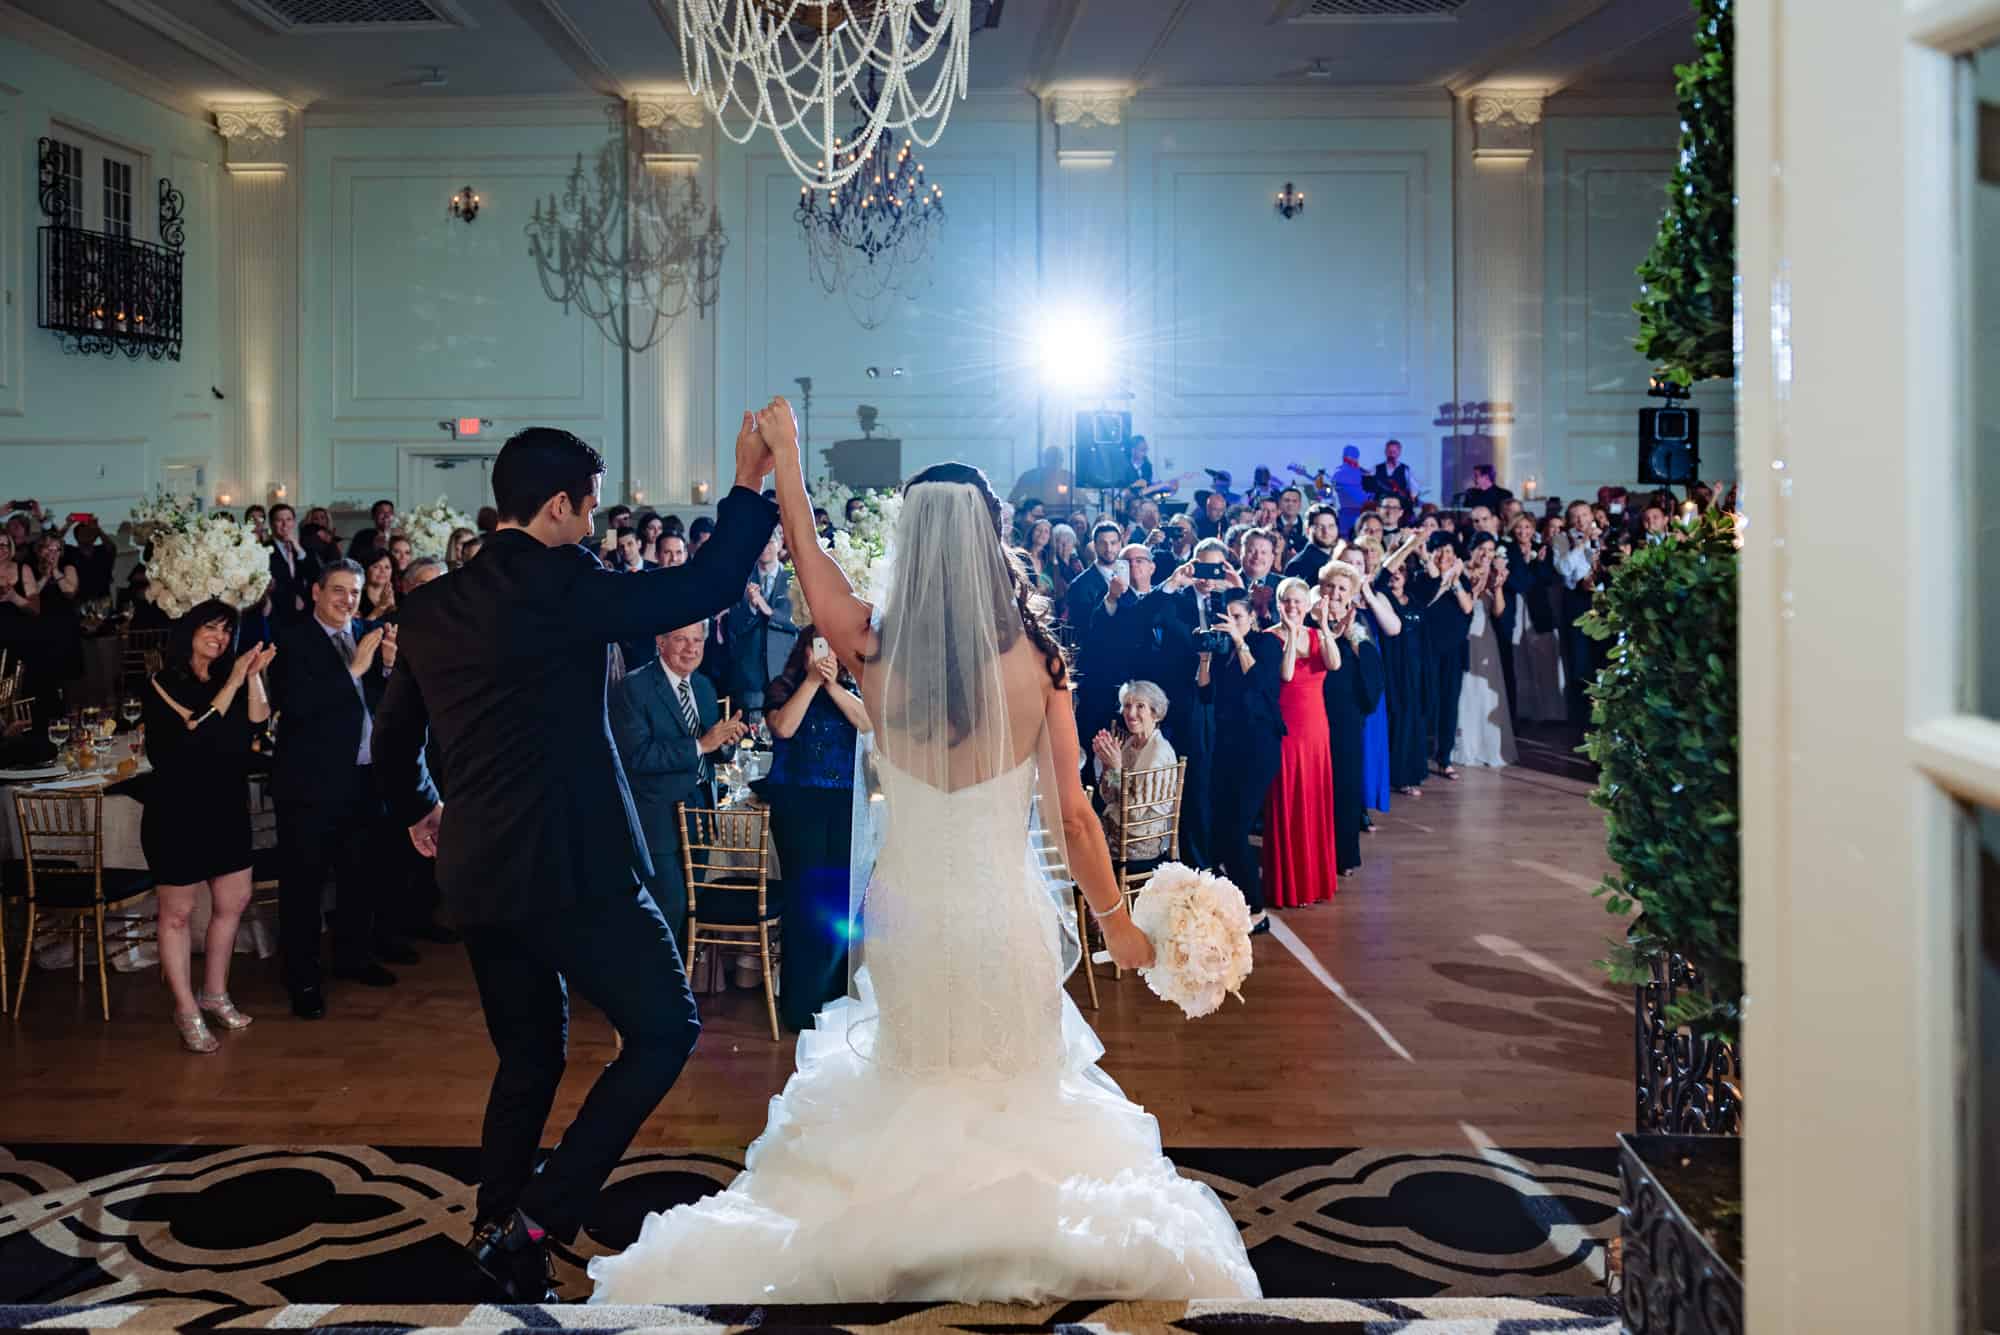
left=468, top=1211, right=558, bottom=1303
left=332, top=963, right=398, bottom=987
left=290, top=986, right=326, bottom=1020
left=374, top=940, right=420, bottom=966
left=1249, top=914, right=1273, bottom=938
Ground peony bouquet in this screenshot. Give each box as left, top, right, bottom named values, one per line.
left=401, top=496, right=473, bottom=562
left=1122, top=862, right=1255, bottom=1019
left=141, top=510, right=272, bottom=619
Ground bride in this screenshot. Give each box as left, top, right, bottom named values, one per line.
left=587, top=400, right=1261, bottom=1304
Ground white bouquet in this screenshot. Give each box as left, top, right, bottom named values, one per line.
left=143, top=511, right=272, bottom=619
left=1123, top=861, right=1254, bottom=1019
left=402, top=496, right=473, bottom=562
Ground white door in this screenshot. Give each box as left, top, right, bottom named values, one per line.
left=400, top=453, right=492, bottom=520
left=1737, top=2, right=2000, bottom=1330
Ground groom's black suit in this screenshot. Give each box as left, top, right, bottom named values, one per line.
left=374, top=484, right=778, bottom=1242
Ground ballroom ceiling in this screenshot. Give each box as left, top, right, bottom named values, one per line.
left=1, top=0, right=1694, bottom=109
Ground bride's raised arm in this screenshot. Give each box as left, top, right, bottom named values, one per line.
left=755, top=396, right=876, bottom=675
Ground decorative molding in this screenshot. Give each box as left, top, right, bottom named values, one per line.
left=1124, top=85, right=1451, bottom=121
left=521, top=0, right=624, bottom=97
left=98, top=0, right=301, bottom=105
left=632, top=94, right=705, bottom=131
left=304, top=95, right=612, bottom=129
left=214, top=107, right=289, bottom=141
left=1049, top=89, right=1133, bottom=127
left=214, top=105, right=293, bottom=174
left=1468, top=89, right=1545, bottom=162
left=0, top=4, right=213, bottom=122
left=1130, top=0, right=1201, bottom=88
left=1057, top=148, right=1117, bottom=169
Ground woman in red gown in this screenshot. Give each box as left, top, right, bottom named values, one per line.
left=1262, top=576, right=1340, bottom=907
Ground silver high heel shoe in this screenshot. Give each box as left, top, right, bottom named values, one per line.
left=175, top=1011, right=220, bottom=1055
left=196, top=991, right=254, bottom=1030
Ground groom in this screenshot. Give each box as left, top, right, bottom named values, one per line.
left=374, top=419, right=778, bottom=1300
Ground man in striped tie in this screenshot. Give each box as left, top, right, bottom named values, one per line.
left=609, top=620, right=747, bottom=953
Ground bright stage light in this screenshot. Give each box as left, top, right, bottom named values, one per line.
left=1036, top=310, right=1111, bottom=392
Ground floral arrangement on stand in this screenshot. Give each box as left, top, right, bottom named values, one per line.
left=127, top=489, right=197, bottom=546
left=1115, top=862, right=1254, bottom=1020
left=139, top=506, right=272, bottom=620
left=402, top=496, right=474, bottom=562
left=791, top=481, right=902, bottom=627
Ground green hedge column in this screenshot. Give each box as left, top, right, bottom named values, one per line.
left=1581, top=512, right=1741, bottom=1042
left=1634, top=0, right=1735, bottom=388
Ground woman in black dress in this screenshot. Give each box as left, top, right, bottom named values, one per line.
left=1415, top=534, right=1476, bottom=780
left=142, top=599, right=275, bottom=1054
left=1315, top=561, right=1383, bottom=878
left=1380, top=561, right=1432, bottom=796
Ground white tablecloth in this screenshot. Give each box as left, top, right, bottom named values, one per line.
left=0, top=741, right=276, bottom=971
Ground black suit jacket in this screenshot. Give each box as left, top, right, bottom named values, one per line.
left=1064, top=565, right=1110, bottom=628
left=270, top=616, right=391, bottom=803
left=1211, top=629, right=1285, bottom=760
left=268, top=543, right=321, bottom=622
left=609, top=659, right=726, bottom=909
left=372, top=485, right=779, bottom=925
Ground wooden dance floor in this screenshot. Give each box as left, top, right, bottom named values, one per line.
left=0, top=764, right=1626, bottom=1151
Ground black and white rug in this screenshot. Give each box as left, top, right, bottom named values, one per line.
left=0, top=1143, right=1618, bottom=1310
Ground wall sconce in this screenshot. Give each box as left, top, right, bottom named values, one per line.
left=691, top=480, right=711, bottom=505
left=1523, top=475, right=1539, bottom=500
left=216, top=491, right=233, bottom=508
left=1275, top=182, right=1305, bottom=220
left=448, top=185, right=481, bottom=223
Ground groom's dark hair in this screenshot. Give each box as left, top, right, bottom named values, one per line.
left=493, top=428, right=605, bottom=524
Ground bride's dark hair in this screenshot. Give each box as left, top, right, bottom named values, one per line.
left=902, top=462, right=1070, bottom=690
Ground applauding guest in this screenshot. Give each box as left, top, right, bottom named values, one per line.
left=271, top=560, right=401, bottom=1018
left=611, top=620, right=747, bottom=954
left=763, top=629, right=871, bottom=1030
left=1262, top=578, right=1339, bottom=908
left=1091, top=680, right=1177, bottom=866
left=143, top=601, right=275, bottom=1053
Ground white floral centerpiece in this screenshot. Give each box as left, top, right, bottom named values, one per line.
left=791, top=484, right=901, bottom=628
left=402, top=496, right=473, bottom=562
left=141, top=508, right=272, bottom=619
left=1122, top=862, right=1255, bottom=1019
left=128, top=489, right=196, bottom=545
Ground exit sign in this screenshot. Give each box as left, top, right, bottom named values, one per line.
left=439, top=416, right=493, bottom=441
left=456, top=417, right=484, bottom=437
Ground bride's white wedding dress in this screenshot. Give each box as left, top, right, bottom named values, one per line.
left=586, top=749, right=1261, bottom=1303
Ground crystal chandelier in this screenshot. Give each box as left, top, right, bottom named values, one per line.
left=675, top=0, right=971, bottom=192
left=795, top=72, right=946, bottom=329
left=526, top=102, right=726, bottom=355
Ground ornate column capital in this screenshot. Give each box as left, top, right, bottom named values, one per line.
left=1466, top=89, right=1545, bottom=163
left=632, top=93, right=705, bottom=132
left=213, top=105, right=293, bottom=173
left=1048, top=88, right=1132, bottom=128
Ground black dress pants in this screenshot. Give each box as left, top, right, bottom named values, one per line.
left=768, top=784, right=854, bottom=1031
left=1163, top=701, right=1213, bottom=869
left=1431, top=652, right=1467, bottom=769
left=276, top=765, right=385, bottom=992
left=459, top=879, right=700, bottom=1243
left=1210, top=740, right=1279, bottom=913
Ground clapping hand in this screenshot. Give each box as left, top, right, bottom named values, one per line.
left=350, top=625, right=386, bottom=675
left=700, top=710, right=750, bottom=755
left=1091, top=728, right=1121, bottom=770
left=746, top=582, right=773, bottom=616
left=378, top=624, right=398, bottom=669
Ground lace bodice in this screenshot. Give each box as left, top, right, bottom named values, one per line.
left=859, top=752, right=1066, bottom=1077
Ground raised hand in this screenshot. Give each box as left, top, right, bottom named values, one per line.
left=756, top=396, right=801, bottom=460
left=733, top=410, right=774, bottom=490
left=351, top=625, right=386, bottom=675
left=379, top=623, right=398, bottom=670
left=701, top=710, right=750, bottom=755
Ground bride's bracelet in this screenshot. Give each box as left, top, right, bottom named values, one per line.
left=1087, top=896, right=1129, bottom=923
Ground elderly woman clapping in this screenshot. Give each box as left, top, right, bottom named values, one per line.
left=1090, top=679, right=1178, bottom=864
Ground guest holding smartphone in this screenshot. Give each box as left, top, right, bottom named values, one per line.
left=762, top=628, right=871, bottom=1031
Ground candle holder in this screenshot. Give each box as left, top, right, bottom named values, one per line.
left=692, top=480, right=711, bottom=505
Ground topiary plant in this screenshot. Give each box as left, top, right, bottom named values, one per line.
left=1580, top=511, right=1740, bottom=1043
left=1633, top=0, right=1735, bottom=388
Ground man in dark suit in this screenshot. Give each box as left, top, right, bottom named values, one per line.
left=270, top=559, right=399, bottom=1018
left=267, top=503, right=320, bottom=622
left=1368, top=438, right=1416, bottom=507
left=347, top=499, right=396, bottom=564
left=715, top=527, right=794, bottom=717
left=610, top=620, right=746, bottom=951
left=372, top=420, right=777, bottom=1301
left=1067, top=520, right=1129, bottom=765
left=1063, top=519, right=1124, bottom=629
left=1207, top=589, right=1283, bottom=930
left=1284, top=504, right=1343, bottom=584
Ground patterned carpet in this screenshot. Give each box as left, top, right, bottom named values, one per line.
left=0, top=1142, right=1619, bottom=1316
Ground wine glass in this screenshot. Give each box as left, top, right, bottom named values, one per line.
left=121, top=696, right=141, bottom=730
left=46, top=716, right=70, bottom=760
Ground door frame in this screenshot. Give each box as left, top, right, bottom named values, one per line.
left=1738, top=1, right=2000, bottom=1330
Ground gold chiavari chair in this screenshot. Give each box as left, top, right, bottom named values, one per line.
left=6, top=697, right=33, bottom=727
left=7, top=787, right=155, bottom=1019
left=1106, top=758, right=1186, bottom=980
left=677, top=802, right=781, bottom=1040
left=1029, top=805, right=1097, bottom=1011
left=120, top=630, right=168, bottom=694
